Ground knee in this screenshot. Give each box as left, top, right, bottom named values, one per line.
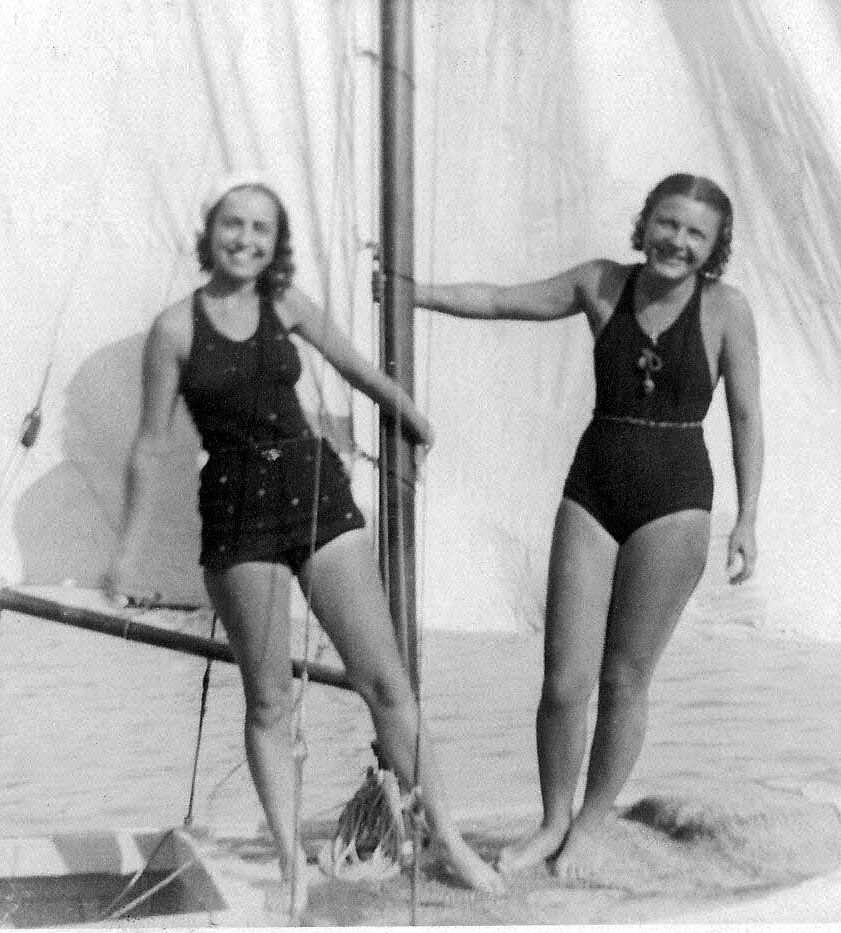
left=598, top=653, right=652, bottom=702
left=352, top=669, right=414, bottom=715
left=245, top=684, right=295, bottom=732
left=540, top=665, right=597, bottom=711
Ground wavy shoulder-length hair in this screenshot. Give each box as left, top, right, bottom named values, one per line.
left=196, top=184, right=295, bottom=298
left=631, top=174, right=733, bottom=280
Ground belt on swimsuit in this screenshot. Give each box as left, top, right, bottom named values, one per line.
left=594, top=413, right=702, bottom=429
left=211, top=434, right=315, bottom=462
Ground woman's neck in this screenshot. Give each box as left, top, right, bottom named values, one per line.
left=203, top=272, right=260, bottom=302
left=636, top=264, right=696, bottom=309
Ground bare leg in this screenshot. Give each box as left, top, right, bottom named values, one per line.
left=555, top=509, right=710, bottom=882
left=498, top=500, right=618, bottom=876
left=204, top=563, right=308, bottom=917
left=298, top=529, right=504, bottom=894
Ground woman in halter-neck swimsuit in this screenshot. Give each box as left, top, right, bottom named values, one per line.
left=105, top=173, right=504, bottom=916
left=415, top=174, right=764, bottom=879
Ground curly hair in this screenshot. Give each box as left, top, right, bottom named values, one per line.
left=196, top=184, right=295, bottom=298
left=631, top=174, right=733, bottom=280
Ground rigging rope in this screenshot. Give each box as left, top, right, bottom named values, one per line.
left=0, top=17, right=130, bottom=510
left=184, top=612, right=219, bottom=827
left=288, top=1, right=360, bottom=916
left=299, top=4, right=430, bottom=923
left=366, top=0, right=433, bottom=922
left=0, top=2, right=248, bottom=515
left=110, top=8, right=375, bottom=921
left=6, top=3, right=428, bottom=924
left=407, top=1, right=443, bottom=921
left=99, top=827, right=200, bottom=923
left=167, top=2, right=292, bottom=843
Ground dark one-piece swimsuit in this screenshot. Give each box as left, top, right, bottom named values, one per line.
left=563, top=264, right=714, bottom=543
left=179, top=290, right=365, bottom=573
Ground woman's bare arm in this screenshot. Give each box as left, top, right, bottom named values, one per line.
left=414, top=260, right=604, bottom=322
left=104, top=306, right=186, bottom=597
left=719, top=287, right=764, bottom=582
left=280, top=287, right=433, bottom=447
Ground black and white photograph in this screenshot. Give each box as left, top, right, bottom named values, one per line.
left=1, top=1, right=840, bottom=927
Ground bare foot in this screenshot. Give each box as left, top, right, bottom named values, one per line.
left=438, top=836, right=506, bottom=895
left=274, top=847, right=309, bottom=922
left=497, top=822, right=569, bottom=878
left=550, top=818, right=608, bottom=887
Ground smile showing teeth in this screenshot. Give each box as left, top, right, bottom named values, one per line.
left=654, top=248, right=688, bottom=265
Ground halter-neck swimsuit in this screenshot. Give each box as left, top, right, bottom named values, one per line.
left=180, top=290, right=364, bottom=572
left=563, top=265, right=715, bottom=542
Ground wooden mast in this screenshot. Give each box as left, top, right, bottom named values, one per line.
left=379, top=0, right=419, bottom=692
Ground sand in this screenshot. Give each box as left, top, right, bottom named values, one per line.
left=2, top=584, right=841, bottom=926
left=287, top=617, right=841, bottom=926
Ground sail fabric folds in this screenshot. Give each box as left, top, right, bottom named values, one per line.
left=1, top=0, right=840, bottom=640
left=413, top=0, right=841, bottom=639
left=0, top=0, right=378, bottom=602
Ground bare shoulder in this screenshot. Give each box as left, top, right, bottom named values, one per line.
left=568, top=259, right=634, bottom=334
left=702, top=278, right=755, bottom=337
left=273, top=285, right=322, bottom=333
left=149, top=295, right=193, bottom=361
left=591, top=259, right=635, bottom=304
left=549, top=257, right=619, bottom=288
left=703, top=278, right=750, bottom=312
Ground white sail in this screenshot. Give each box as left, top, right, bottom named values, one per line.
left=2, top=0, right=841, bottom=641
left=0, top=0, right=379, bottom=604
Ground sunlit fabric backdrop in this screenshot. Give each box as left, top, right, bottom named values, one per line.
left=2, top=0, right=841, bottom=641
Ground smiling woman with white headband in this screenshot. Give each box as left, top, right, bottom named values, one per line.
left=104, top=172, right=504, bottom=915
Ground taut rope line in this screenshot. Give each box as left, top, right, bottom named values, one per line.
left=289, top=1, right=360, bottom=917
left=184, top=612, right=219, bottom=827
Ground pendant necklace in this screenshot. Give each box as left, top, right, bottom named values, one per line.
left=636, top=325, right=662, bottom=395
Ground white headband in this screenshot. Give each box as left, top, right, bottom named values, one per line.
left=200, top=171, right=282, bottom=223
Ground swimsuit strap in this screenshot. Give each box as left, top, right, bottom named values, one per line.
left=258, top=289, right=290, bottom=339
left=190, top=288, right=277, bottom=340
left=617, top=264, right=643, bottom=316
left=190, top=288, right=208, bottom=333
left=257, top=289, right=271, bottom=335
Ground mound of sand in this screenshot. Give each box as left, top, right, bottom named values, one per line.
left=298, top=781, right=841, bottom=925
